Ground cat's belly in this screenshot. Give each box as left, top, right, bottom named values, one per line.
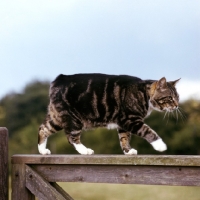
left=107, top=123, right=118, bottom=129
left=82, top=120, right=118, bottom=130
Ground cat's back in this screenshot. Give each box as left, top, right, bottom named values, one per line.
left=50, top=73, right=144, bottom=105
left=51, top=73, right=143, bottom=88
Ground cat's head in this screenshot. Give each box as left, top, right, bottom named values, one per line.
left=149, top=77, right=180, bottom=112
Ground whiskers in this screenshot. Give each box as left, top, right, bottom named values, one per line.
left=163, top=107, right=187, bottom=124
left=176, top=107, right=187, bottom=122
left=163, top=110, right=170, bottom=124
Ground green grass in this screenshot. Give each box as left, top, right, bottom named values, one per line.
left=58, top=182, right=200, bottom=200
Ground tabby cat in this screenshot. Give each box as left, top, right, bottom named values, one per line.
left=38, top=74, right=180, bottom=155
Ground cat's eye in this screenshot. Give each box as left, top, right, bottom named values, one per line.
left=168, top=97, right=173, bottom=101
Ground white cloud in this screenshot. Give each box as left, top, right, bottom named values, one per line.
left=176, top=79, right=200, bottom=102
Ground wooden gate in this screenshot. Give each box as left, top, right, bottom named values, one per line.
left=11, top=154, right=200, bottom=200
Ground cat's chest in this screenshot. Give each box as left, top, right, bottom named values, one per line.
left=145, top=101, right=153, bottom=118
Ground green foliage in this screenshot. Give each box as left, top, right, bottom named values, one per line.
left=9, top=119, right=39, bottom=156
left=0, top=81, right=200, bottom=155
left=0, top=81, right=49, bottom=135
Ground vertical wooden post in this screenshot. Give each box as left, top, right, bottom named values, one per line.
left=0, top=127, right=8, bottom=200
left=12, top=164, right=34, bottom=200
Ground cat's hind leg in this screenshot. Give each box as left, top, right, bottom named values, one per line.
left=66, top=130, right=94, bottom=155
left=38, top=116, right=62, bottom=155
left=118, top=129, right=137, bottom=155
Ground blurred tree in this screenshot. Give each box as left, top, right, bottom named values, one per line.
left=0, top=81, right=49, bottom=135
left=169, top=100, right=200, bottom=154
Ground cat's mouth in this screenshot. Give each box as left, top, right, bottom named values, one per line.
left=162, top=105, right=186, bottom=122
left=163, top=106, right=178, bottom=112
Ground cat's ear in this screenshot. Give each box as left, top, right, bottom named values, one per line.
left=156, top=77, right=167, bottom=90
left=149, top=77, right=166, bottom=96
left=169, top=78, right=181, bottom=87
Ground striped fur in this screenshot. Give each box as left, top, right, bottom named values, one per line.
left=38, top=74, right=179, bottom=155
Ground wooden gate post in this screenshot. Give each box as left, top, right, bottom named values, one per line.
left=0, top=127, right=9, bottom=200
left=12, top=164, right=34, bottom=200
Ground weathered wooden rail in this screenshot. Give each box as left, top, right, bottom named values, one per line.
left=0, top=127, right=9, bottom=200
left=11, top=154, right=200, bottom=200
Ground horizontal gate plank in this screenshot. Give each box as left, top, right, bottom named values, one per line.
left=32, top=164, right=200, bottom=186
left=12, top=155, right=200, bottom=166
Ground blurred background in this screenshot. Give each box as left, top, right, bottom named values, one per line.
left=0, top=1, right=200, bottom=199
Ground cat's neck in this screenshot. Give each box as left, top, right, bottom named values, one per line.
left=146, top=100, right=154, bottom=117
left=145, top=81, right=156, bottom=118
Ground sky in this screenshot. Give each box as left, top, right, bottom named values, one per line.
left=0, top=0, right=200, bottom=101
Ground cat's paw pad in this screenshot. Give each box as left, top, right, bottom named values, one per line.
left=124, top=148, right=138, bottom=155
left=39, top=148, right=51, bottom=155
left=151, top=139, right=167, bottom=152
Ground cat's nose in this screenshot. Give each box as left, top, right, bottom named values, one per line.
left=174, top=100, right=178, bottom=108
left=173, top=105, right=178, bottom=110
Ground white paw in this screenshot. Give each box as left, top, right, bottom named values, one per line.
left=38, top=143, right=51, bottom=155
left=86, top=148, right=94, bottom=155
left=73, top=143, right=94, bottom=155
left=39, top=147, right=51, bottom=155
left=151, top=139, right=167, bottom=152
left=124, top=148, right=138, bottom=155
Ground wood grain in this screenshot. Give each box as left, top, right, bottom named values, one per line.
left=11, top=154, right=200, bottom=199
left=11, top=154, right=200, bottom=166
left=12, top=164, right=34, bottom=200
left=26, top=165, right=73, bottom=200
left=32, top=164, right=200, bottom=186
left=0, top=127, right=8, bottom=200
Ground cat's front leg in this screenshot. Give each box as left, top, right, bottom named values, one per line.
left=137, top=124, right=167, bottom=152
left=73, top=143, right=94, bottom=155
left=150, top=138, right=167, bottom=152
